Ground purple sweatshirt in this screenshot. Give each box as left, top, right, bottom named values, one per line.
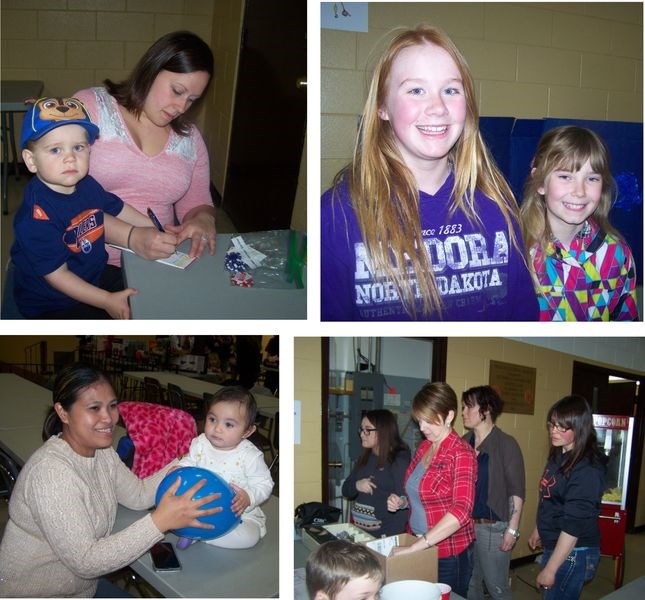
left=321, top=172, right=539, bottom=321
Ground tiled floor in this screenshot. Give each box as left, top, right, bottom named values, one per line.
left=0, top=169, right=237, bottom=295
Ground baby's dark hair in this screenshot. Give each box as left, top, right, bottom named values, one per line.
left=305, top=539, right=384, bottom=599
left=206, top=385, right=257, bottom=430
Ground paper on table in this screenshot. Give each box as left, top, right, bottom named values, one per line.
left=230, top=235, right=267, bottom=268
left=108, top=244, right=196, bottom=270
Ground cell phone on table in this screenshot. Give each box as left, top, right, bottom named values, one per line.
left=150, top=541, right=182, bottom=572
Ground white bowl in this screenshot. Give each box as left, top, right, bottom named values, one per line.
left=380, top=579, right=441, bottom=600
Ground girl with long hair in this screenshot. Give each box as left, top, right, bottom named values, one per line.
left=520, top=125, right=638, bottom=320
left=528, top=395, right=606, bottom=600
left=321, top=23, right=538, bottom=321
left=341, top=409, right=410, bottom=537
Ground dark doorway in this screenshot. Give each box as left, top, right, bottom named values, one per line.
left=222, top=0, right=307, bottom=232
left=571, top=360, right=643, bottom=531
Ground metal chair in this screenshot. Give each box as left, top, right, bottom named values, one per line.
left=143, top=376, right=167, bottom=405
left=0, top=450, right=20, bottom=500
left=167, top=382, right=204, bottom=420
left=249, top=413, right=275, bottom=464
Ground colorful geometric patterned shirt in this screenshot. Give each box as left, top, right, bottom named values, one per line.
left=403, top=430, right=476, bottom=558
left=530, top=219, right=639, bottom=321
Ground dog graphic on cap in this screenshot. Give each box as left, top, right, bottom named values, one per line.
left=21, top=97, right=99, bottom=149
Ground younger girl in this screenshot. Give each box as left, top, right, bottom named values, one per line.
left=528, top=396, right=606, bottom=600
left=341, top=409, right=410, bottom=537
left=321, top=24, right=538, bottom=321
left=520, top=125, right=638, bottom=321
left=176, top=386, right=274, bottom=549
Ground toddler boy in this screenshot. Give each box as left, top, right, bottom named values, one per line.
left=305, top=539, right=384, bottom=600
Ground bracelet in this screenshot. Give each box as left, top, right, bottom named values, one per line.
left=126, top=225, right=135, bottom=250
left=422, top=533, right=433, bottom=548
left=506, top=527, right=520, bottom=539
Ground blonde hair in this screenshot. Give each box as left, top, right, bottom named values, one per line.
left=520, top=125, right=619, bottom=261
left=332, top=23, right=521, bottom=318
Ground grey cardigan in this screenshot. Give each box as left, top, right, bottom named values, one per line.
left=463, top=425, right=525, bottom=521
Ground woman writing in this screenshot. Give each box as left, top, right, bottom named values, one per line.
left=74, top=31, right=217, bottom=267
left=387, top=382, right=477, bottom=597
left=0, top=364, right=222, bottom=598
left=342, top=409, right=410, bottom=537
left=528, top=396, right=606, bottom=600
left=461, top=386, right=525, bottom=600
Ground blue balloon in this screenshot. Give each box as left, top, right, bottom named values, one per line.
left=155, top=466, right=240, bottom=540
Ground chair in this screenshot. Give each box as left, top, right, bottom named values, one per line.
left=167, top=383, right=205, bottom=420
left=249, top=412, right=275, bottom=464
left=0, top=449, right=20, bottom=500
left=269, top=411, right=279, bottom=478
left=118, top=401, right=196, bottom=478
left=143, top=376, right=167, bottom=405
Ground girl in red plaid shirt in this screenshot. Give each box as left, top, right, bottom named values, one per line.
left=387, top=382, right=477, bottom=597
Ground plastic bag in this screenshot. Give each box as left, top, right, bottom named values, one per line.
left=224, top=229, right=306, bottom=289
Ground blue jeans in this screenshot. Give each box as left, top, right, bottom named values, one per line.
left=468, top=521, right=512, bottom=600
left=541, top=547, right=600, bottom=600
left=438, top=543, right=474, bottom=599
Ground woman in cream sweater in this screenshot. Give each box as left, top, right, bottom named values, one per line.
left=0, top=363, right=222, bottom=598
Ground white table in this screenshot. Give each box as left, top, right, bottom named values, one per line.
left=0, top=373, right=52, bottom=430
left=1, top=80, right=44, bottom=214
left=123, top=371, right=280, bottom=410
left=121, top=233, right=306, bottom=319
left=114, top=496, right=279, bottom=598
left=601, top=576, right=645, bottom=599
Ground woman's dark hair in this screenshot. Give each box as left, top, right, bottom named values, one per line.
left=547, top=395, right=602, bottom=477
left=357, top=409, right=409, bottom=469
left=104, top=30, right=214, bottom=136
left=206, top=385, right=257, bottom=430
left=42, top=363, right=111, bottom=441
left=462, top=385, right=504, bottom=423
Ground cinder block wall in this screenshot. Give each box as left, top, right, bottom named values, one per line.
left=321, top=2, right=643, bottom=190
left=295, top=337, right=645, bottom=560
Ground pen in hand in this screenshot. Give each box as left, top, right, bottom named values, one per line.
left=147, top=207, right=165, bottom=232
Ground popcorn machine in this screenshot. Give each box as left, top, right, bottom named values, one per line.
left=593, top=414, right=634, bottom=588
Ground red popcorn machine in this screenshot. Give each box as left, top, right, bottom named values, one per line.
left=593, top=414, right=634, bottom=589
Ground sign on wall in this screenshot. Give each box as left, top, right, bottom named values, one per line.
left=489, top=360, right=536, bottom=415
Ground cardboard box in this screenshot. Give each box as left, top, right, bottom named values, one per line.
left=363, top=533, right=438, bottom=584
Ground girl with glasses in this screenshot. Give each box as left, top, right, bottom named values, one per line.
left=341, top=410, right=410, bottom=537
left=528, top=395, right=606, bottom=599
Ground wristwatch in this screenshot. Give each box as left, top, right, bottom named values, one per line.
left=506, top=527, right=520, bottom=539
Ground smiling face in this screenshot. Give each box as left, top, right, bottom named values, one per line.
left=204, top=400, right=255, bottom=451
left=143, top=69, right=210, bottom=127
left=378, top=42, right=467, bottom=180
left=55, top=380, right=118, bottom=457
left=539, top=158, right=602, bottom=246
left=22, top=124, right=90, bottom=194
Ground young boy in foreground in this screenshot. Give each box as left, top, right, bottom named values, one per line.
left=306, top=539, right=384, bottom=600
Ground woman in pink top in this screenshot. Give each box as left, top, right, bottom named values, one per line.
left=75, top=31, right=217, bottom=268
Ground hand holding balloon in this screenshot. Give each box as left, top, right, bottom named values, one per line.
left=154, top=467, right=241, bottom=540
left=152, top=476, right=221, bottom=533
left=230, top=483, right=251, bottom=516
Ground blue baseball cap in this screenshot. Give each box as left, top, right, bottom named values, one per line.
left=21, top=96, right=100, bottom=149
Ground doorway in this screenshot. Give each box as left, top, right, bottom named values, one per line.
left=321, top=337, right=447, bottom=509
left=222, top=0, right=307, bottom=232
left=571, top=361, right=643, bottom=531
